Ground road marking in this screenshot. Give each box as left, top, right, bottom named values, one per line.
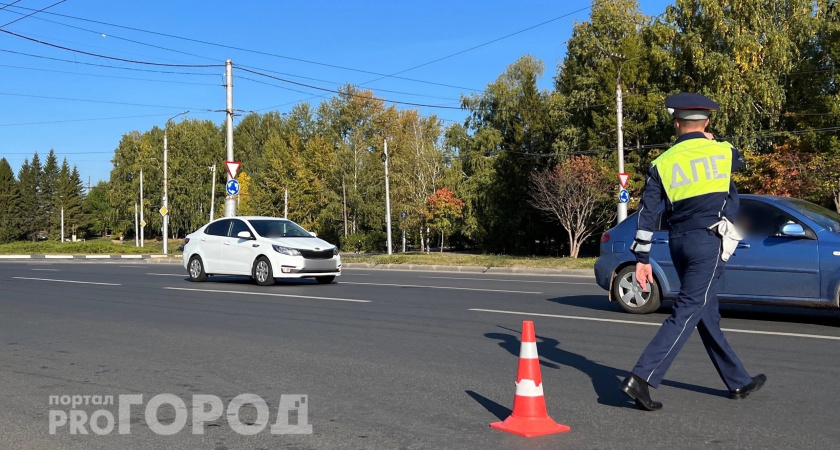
left=340, top=281, right=541, bottom=294
left=469, top=309, right=840, bottom=341
left=164, top=287, right=371, bottom=303
left=31, top=268, right=58, bottom=271
left=421, top=276, right=594, bottom=285
left=44, top=255, right=73, bottom=259
left=146, top=273, right=186, bottom=277
left=119, top=265, right=146, bottom=268
left=121, top=255, right=143, bottom=259
left=0, top=255, right=30, bottom=259
left=12, top=277, right=121, bottom=286
left=85, top=255, right=112, bottom=259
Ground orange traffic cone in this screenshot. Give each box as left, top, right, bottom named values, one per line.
left=490, top=320, right=570, bottom=437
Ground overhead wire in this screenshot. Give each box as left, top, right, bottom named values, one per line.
left=0, top=62, right=220, bottom=85
left=0, top=48, right=221, bottom=75
left=0, top=91, right=216, bottom=111
left=0, top=0, right=66, bottom=28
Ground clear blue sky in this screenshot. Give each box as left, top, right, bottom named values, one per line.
left=0, top=0, right=673, bottom=186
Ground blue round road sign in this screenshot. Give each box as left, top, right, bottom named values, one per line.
left=618, top=189, right=630, bottom=203
left=226, top=179, right=240, bottom=196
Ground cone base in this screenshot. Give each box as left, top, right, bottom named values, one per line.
left=490, top=414, right=570, bottom=437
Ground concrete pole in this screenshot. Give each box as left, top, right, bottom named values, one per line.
left=224, top=59, right=236, bottom=217
left=384, top=138, right=393, bottom=255
left=135, top=202, right=139, bottom=247
left=60, top=205, right=64, bottom=243
left=140, top=168, right=144, bottom=248
left=402, top=229, right=406, bottom=253
left=209, top=164, right=216, bottom=222
left=284, top=187, right=288, bottom=219
left=616, top=81, right=627, bottom=224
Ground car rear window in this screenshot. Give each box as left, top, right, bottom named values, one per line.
left=204, top=219, right=231, bottom=236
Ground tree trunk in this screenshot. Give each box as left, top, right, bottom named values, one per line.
left=440, top=230, right=444, bottom=253
left=419, top=226, right=425, bottom=252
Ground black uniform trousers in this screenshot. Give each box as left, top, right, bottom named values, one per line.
left=631, top=228, right=752, bottom=390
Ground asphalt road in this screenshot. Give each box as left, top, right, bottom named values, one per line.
left=2, top=260, right=839, bottom=449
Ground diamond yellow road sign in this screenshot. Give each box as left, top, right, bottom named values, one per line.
left=159, top=206, right=168, bottom=216
left=140, top=220, right=147, bottom=227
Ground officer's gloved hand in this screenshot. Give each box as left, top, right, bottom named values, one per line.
left=636, top=263, right=654, bottom=292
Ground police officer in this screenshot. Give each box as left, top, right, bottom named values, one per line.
left=619, top=92, right=766, bottom=411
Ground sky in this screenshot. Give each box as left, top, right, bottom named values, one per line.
left=0, top=0, right=674, bottom=187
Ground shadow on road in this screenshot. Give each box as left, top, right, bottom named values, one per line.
left=546, top=294, right=623, bottom=313
left=465, top=390, right=511, bottom=421
left=482, top=328, right=727, bottom=410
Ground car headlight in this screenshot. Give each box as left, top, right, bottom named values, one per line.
left=272, top=245, right=301, bottom=256
left=333, top=247, right=338, bottom=256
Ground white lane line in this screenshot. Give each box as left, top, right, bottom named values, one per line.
left=120, top=265, right=147, bottom=268
left=12, top=277, right=121, bottom=286
left=340, top=281, right=541, bottom=294
left=146, top=273, right=186, bottom=277
left=31, top=268, right=59, bottom=271
left=421, top=276, right=594, bottom=285
left=469, top=309, right=840, bottom=341
left=164, top=287, right=371, bottom=303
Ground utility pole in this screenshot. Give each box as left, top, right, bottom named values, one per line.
left=383, top=138, right=393, bottom=255
left=60, top=204, right=64, bottom=243
left=224, top=59, right=236, bottom=217
left=140, top=168, right=144, bottom=248
left=284, top=188, right=288, bottom=219
left=135, top=202, right=139, bottom=247
left=163, top=111, right=189, bottom=255
left=616, top=79, right=627, bottom=223
left=209, top=164, right=217, bottom=222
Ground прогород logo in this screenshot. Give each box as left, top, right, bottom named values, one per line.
left=48, top=393, right=312, bottom=436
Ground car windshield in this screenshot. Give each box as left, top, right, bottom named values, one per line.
left=249, top=219, right=312, bottom=238
left=779, top=198, right=840, bottom=232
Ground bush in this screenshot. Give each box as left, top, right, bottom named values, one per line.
left=340, top=231, right=387, bottom=253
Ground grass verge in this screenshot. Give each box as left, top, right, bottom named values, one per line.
left=0, top=239, right=183, bottom=255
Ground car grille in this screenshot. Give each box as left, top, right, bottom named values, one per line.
left=297, top=249, right=334, bottom=259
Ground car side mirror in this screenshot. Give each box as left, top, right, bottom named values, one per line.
left=780, top=223, right=806, bottom=237
left=309, top=231, right=317, bottom=237
left=236, top=231, right=254, bottom=240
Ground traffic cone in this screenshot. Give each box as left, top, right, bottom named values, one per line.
left=490, top=320, right=570, bottom=437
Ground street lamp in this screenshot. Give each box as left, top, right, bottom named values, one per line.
left=596, top=44, right=642, bottom=224
left=163, top=110, right=189, bottom=255
left=382, top=137, right=393, bottom=255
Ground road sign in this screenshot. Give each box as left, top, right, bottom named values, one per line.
left=618, top=173, right=630, bottom=189
left=226, top=179, right=240, bottom=196
left=400, top=211, right=407, bottom=219
left=159, top=206, right=168, bottom=216
left=226, top=161, right=241, bottom=179
left=140, top=220, right=147, bottom=227
left=618, top=189, right=630, bottom=203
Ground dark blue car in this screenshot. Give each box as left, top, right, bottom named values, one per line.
left=595, top=195, right=840, bottom=314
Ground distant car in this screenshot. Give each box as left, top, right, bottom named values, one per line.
left=595, top=195, right=840, bottom=313
left=182, top=217, right=341, bottom=285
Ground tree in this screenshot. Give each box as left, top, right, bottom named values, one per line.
left=0, top=158, right=22, bottom=243
left=529, top=155, right=615, bottom=258
left=85, top=181, right=113, bottom=237
left=423, top=188, right=465, bottom=252
left=17, top=154, right=41, bottom=240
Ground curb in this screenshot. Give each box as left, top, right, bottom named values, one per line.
left=341, top=263, right=594, bottom=277
left=0, top=254, right=181, bottom=263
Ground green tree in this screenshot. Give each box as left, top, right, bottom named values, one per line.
left=0, top=158, right=22, bottom=243
left=17, top=154, right=41, bottom=240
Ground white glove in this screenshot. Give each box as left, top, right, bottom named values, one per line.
left=709, top=218, right=743, bottom=262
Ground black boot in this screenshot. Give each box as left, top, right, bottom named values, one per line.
left=729, top=374, right=766, bottom=399
left=620, top=374, right=663, bottom=411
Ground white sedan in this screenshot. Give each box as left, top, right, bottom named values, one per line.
left=182, top=216, right=341, bottom=285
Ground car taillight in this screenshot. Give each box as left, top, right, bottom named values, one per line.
left=184, top=238, right=190, bottom=244
left=601, top=232, right=610, bottom=243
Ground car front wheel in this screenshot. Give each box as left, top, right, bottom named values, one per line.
left=613, top=265, right=661, bottom=314
left=188, top=256, right=207, bottom=282
left=253, top=257, right=275, bottom=286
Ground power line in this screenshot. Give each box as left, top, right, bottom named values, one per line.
left=361, top=6, right=592, bottom=86
left=0, top=111, right=217, bottom=128
left=0, top=47, right=220, bottom=75
left=0, top=28, right=223, bottom=67
left=0, top=91, right=216, bottom=110
left=237, top=66, right=465, bottom=110
left=0, top=0, right=66, bottom=28
left=0, top=2, right=481, bottom=91
left=0, top=1, right=23, bottom=14
left=0, top=63, right=219, bottom=85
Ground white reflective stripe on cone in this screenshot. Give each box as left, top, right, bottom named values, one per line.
left=515, top=379, right=544, bottom=397
left=519, top=342, right=538, bottom=359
